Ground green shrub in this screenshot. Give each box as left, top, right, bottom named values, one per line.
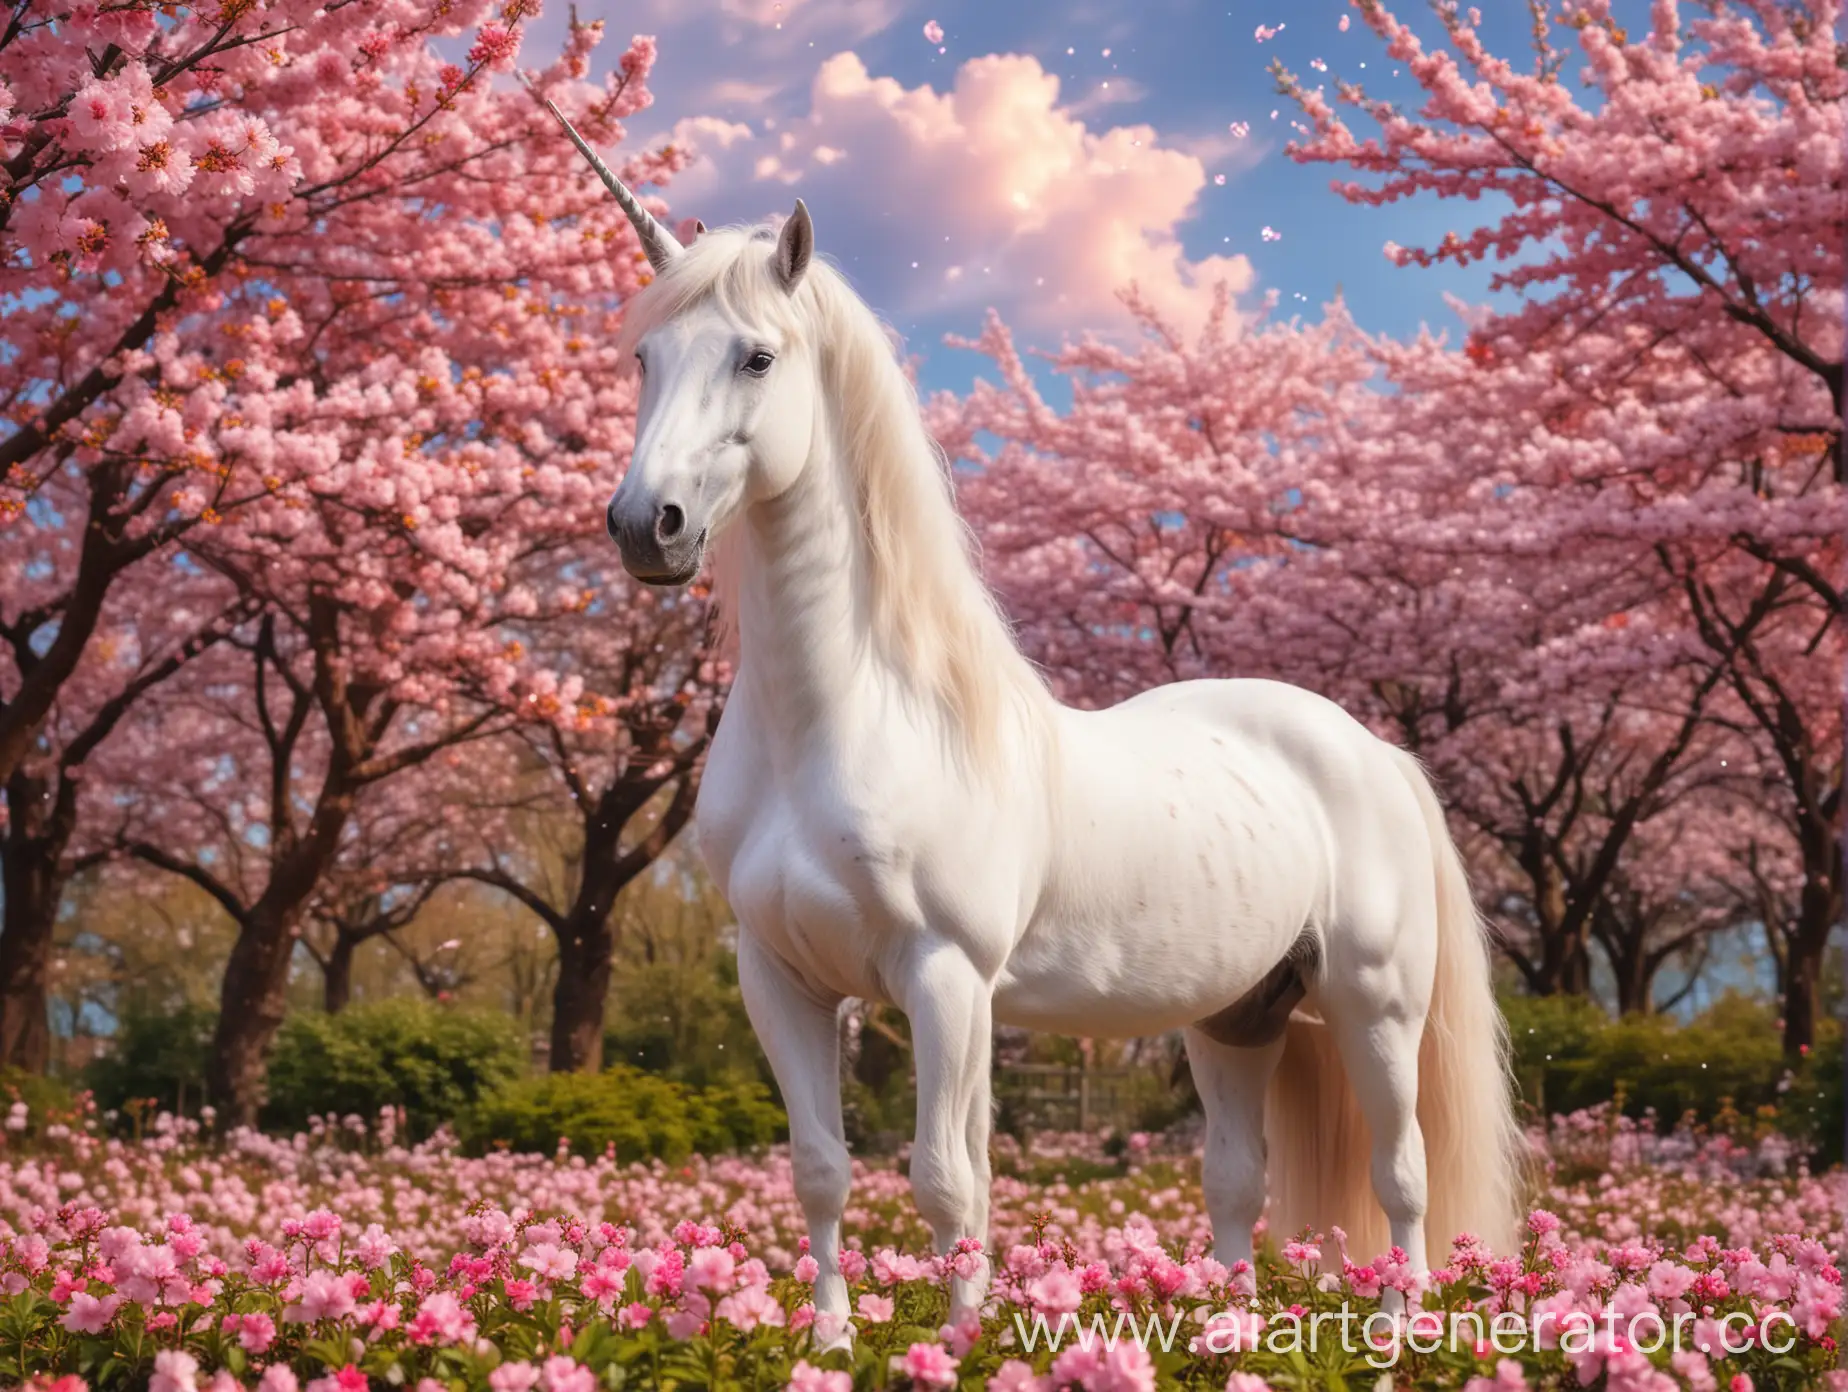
left=1504, top=992, right=1843, bottom=1158
left=84, top=1001, right=216, bottom=1123
left=0, top=1066, right=78, bottom=1137
left=465, top=1064, right=784, bottom=1162
left=602, top=952, right=771, bottom=1089
left=264, top=998, right=526, bottom=1140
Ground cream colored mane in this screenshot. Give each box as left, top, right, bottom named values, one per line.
left=617, top=227, right=1051, bottom=773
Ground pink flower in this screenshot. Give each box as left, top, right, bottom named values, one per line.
left=538, top=1358, right=594, bottom=1392
left=619, top=1302, right=653, bottom=1329
left=60, top=1292, right=121, bottom=1335
left=257, top=1368, right=299, bottom=1392
left=580, top=1267, right=624, bottom=1304
left=284, top=1269, right=357, bottom=1324
left=520, top=1242, right=578, bottom=1282
left=687, top=1246, right=736, bottom=1293
left=793, top=1254, right=820, bottom=1283
left=1029, top=1266, right=1082, bottom=1314
left=354, top=1225, right=397, bottom=1269
left=1226, top=1376, right=1274, bottom=1392
left=466, top=24, right=520, bottom=69
left=237, top=1311, right=277, bottom=1353
left=407, top=1290, right=475, bottom=1346
left=991, top=1361, right=1050, bottom=1392
left=305, top=1369, right=366, bottom=1392
left=488, top=1363, right=539, bottom=1392
left=891, top=1343, right=959, bottom=1389
left=856, top=1292, right=895, bottom=1323
left=787, top=1362, right=852, bottom=1392
left=1087, top=1343, right=1156, bottom=1392
left=715, top=1284, right=785, bottom=1332
left=149, top=1351, right=199, bottom=1392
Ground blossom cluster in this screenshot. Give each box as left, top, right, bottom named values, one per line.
left=0, top=1103, right=1840, bottom=1390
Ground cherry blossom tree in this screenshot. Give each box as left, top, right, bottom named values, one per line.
left=296, top=755, right=479, bottom=1015
left=0, top=576, right=251, bottom=1069
left=931, top=288, right=1383, bottom=707
left=1276, top=0, right=1842, bottom=1049
left=443, top=543, right=725, bottom=1074
left=2, top=1, right=706, bottom=1115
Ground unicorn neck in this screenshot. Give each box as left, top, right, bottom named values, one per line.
left=730, top=445, right=868, bottom=734
left=728, top=419, right=1049, bottom=767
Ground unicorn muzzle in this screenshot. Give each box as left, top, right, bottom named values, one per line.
left=606, top=493, right=706, bottom=586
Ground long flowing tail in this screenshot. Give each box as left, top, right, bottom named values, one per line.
left=1265, top=751, right=1524, bottom=1261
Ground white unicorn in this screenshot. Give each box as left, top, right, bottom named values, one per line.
left=531, top=90, right=1522, bottom=1330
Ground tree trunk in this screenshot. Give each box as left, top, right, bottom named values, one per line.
left=548, top=914, right=615, bottom=1073
left=1783, top=941, right=1821, bottom=1058
left=208, top=907, right=305, bottom=1128
left=1782, top=891, right=1837, bottom=1057
left=1520, top=852, right=1593, bottom=996
left=0, top=769, right=77, bottom=1073
left=323, top=932, right=356, bottom=1014
left=0, top=849, right=60, bottom=1074
left=1780, top=811, right=1842, bottom=1056
left=1608, top=945, right=1649, bottom=1016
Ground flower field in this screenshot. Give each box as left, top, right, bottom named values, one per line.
left=0, top=1105, right=1840, bottom=1391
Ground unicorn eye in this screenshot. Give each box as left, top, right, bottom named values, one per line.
left=741, top=350, right=775, bottom=376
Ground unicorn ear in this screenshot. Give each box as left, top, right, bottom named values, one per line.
left=694, top=220, right=707, bottom=237
left=774, top=199, right=813, bottom=291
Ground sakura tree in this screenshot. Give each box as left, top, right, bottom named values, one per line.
left=931, top=288, right=1383, bottom=707
left=295, top=753, right=486, bottom=1015
left=5, top=1, right=703, bottom=1116
left=442, top=542, right=725, bottom=1074
left=1277, top=0, right=1843, bottom=1049
left=0, top=574, right=250, bottom=1069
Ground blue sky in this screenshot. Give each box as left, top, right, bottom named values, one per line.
left=539, top=0, right=1552, bottom=396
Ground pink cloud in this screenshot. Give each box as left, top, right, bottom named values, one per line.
left=668, top=51, right=1254, bottom=335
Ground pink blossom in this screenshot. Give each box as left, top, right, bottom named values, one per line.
left=149, top=1351, right=199, bottom=1392
left=519, top=1242, right=578, bottom=1282
left=686, top=1246, right=735, bottom=1292
left=487, top=1363, right=539, bottom=1392
left=787, top=1362, right=852, bottom=1392
left=60, top=1292, right=120, bottom=1335
left=714, top=1283, right=785, bottom=1331
left=891, top=1343, right=958, bottom=1389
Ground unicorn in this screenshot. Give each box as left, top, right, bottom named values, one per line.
left=529, top=88, right=1521, bottom=1331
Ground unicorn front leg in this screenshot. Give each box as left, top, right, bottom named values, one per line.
left=736, top=932, right=854, bottom=1344
left=897, top=943, right=994, bottom=1320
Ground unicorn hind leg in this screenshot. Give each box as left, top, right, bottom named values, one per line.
left=1183, top=1026, right=1284, bottom=1285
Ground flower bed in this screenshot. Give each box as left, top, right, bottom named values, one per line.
left=0, top=1106, right=1841, bottom=1390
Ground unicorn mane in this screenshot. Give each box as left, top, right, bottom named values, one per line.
left=616, top=225, right=1052, bottom=775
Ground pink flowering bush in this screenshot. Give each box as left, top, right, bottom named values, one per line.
left=0, top=1103, right=1838, bottom=1389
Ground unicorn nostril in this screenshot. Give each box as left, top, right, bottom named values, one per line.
left=605, top=497, right=622, bottom=542
left=656, top=503, right=686, bottom=541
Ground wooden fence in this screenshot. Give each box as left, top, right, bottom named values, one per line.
left=992, top=1061, right=1142, bottom=1133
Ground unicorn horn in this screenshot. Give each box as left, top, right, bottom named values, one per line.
left=520, top=73, right=683, bottom=272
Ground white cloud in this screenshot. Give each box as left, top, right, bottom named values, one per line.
left=668, top=51, right=1253, bottom=335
